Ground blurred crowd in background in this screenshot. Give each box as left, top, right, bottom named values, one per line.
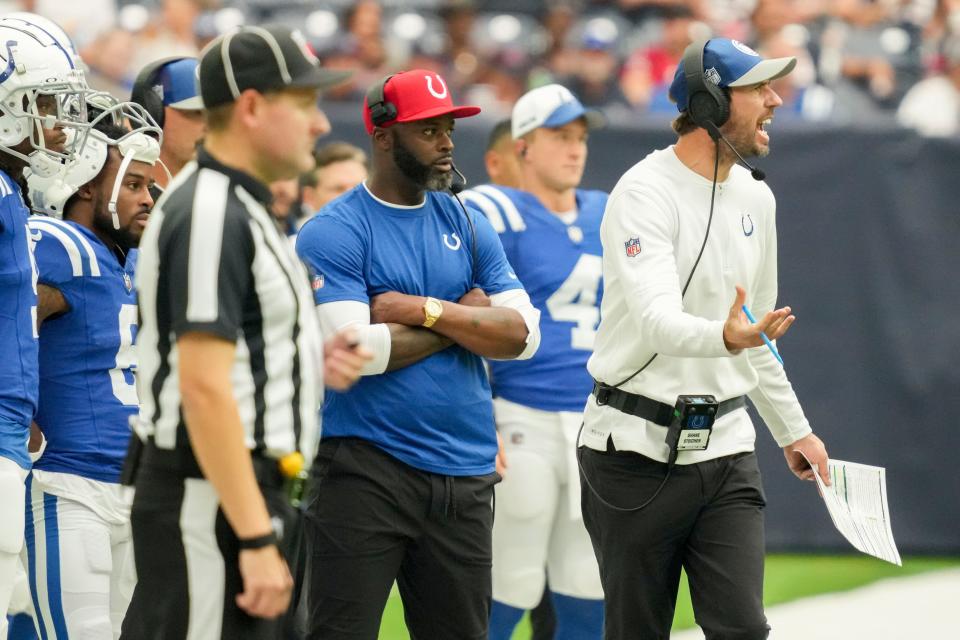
left=8, top=0, right=960, bottom=137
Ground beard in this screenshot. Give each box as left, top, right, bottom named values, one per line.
left=392, top=138, right=453, bottom=192
left=92, top=193, right=142, bottom=251
left=719, top=117, right=769, bottom=160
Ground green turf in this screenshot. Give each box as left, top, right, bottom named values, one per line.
left=374, top=554, right=960, bottom=639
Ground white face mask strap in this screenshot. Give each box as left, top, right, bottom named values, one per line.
left=158, top=158, right=173, bottom=184
left=109, top=151, right=136, bottom=230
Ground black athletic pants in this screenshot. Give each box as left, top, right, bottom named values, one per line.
left=579, top=443, right=770, bottom=640
left=121, top=444, right=297, bottom=640
left=302, top=437, right=499, bottom=640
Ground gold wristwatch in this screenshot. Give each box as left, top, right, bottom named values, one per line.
left=422, top=297, right=443, bottom=328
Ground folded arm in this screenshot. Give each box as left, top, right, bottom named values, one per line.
left=369, top=288, right=540, bottom=360
left=317, top=300, right=453, bottom=374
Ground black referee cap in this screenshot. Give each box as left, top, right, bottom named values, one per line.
left=198, top=25, right=351, bottom=109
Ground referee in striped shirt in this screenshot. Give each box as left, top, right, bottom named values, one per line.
left=122, top=25, right=369, bottom=639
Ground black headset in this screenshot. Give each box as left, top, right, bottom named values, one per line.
left=682, top=39, right=730, bottom=129
left=130, top=56, right=191, bottom=130
left=365, top=74, right=397, bottom=128
left=578, top=38, right=735, bottom=514
left=364, top=74, right=479, bottom=284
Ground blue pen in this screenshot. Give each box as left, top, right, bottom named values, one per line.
left=741, top=305, right=784, bottom=365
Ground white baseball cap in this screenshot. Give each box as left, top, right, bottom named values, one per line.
left=511, top=84, right=605, bottom=139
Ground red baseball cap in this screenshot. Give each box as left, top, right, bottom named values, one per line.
left=362, top=69, right=481, bottom=134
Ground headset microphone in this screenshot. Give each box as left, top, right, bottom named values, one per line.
left=703, top=121, right=766, bottom=181
left=449, top=162, right=467, bottom=194
left=445, top=161, right=477, bottom=281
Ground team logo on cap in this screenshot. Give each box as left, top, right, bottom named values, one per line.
left=426, top=74, right=448, bottom=99
left=624, top=236, right=641, bottom=257
left=731, top=40, right=759, bottom=57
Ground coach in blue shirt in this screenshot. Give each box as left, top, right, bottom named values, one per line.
left=296, top=69, right=541, bottom=639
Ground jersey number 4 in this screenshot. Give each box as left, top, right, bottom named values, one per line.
left=110, top=304, right=138, bottom=406
left=545, top=254, right=602, bottom=350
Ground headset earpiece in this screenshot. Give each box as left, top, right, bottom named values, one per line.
left=682, top=40, right=730, bottom=129
left=130, top=56, right=189, bottom=131
left=366, top=74, right=397, bottom=128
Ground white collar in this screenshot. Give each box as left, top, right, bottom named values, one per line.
left=362, top=181, right=426, bottom=209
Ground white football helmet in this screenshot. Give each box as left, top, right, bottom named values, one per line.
left=28, top=101, right=163, bottom=226
left=0, top=20, right=91, bottom=178
left=0, top=12, right=83, bottom=68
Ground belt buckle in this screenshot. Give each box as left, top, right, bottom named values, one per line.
left=595, top=384, right=611, bottom=406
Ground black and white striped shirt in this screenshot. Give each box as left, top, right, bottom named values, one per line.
left=135, top=147, right=324, bottom=463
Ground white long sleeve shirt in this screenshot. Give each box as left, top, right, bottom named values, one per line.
left=582, top=146, right=812, bottom=463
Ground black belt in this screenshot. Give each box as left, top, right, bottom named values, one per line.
left=139, top=439, right=286, bottom=489
left=592, top=381, right=746, bottom=427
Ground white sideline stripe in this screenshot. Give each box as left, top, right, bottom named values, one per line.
left=671, top=567, right=960, bottom=639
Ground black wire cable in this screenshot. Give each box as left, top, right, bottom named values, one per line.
left=577, top=143, right=721, bottom=513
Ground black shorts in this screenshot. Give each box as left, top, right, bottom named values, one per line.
left=302, top=437, right=500, bottom=640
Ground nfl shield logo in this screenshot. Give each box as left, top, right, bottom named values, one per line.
left=311, top=274, right=325, bottom=291
left=624, top=237, right=641, bottom=258
left=123, top=272, right=133, bottom=292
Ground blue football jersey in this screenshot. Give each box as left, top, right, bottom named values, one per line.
left=296, top=184, right=523, bottom=476
left=28, top=216, right=138, bottom=483
left=462, top=185, right=606, bottom=412
left=0, top=171, right=38, bottom=469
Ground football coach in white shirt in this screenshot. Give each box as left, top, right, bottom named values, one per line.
left=577, top=38, right=831, bottom=640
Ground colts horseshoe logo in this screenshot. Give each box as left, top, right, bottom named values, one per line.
left=426, top=75, right=448, bottom=99
left=741, top=214, right=754, bottom=237
left=443, top=233, right=462, bottom=250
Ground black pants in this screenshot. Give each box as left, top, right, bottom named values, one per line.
left=302, top=438, right=499, bottom=640
left=579, top=445, right=769, bottom=640
left=121, top=445, right=297, bottom=640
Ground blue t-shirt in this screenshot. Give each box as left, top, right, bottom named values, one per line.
left=28, top=216, right=138, bottom=483
left=462, top=185, right=606, bottom=412
left=0, top=172, right=37, bottom=469
left=296, top=184, right=523, bottom=476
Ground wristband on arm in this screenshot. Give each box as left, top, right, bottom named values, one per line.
left=237, top=531, right=278, bottom=550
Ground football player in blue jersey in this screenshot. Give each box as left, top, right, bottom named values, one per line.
left=0, top=19, right=91, bottom=639
left=21, top=112, right=161, bottom=639
left=296, top=69, right=542, bottom=640
left=464, top=84, right=609, bottom=640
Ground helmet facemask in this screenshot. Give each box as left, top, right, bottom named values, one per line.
left=0, top=24, right=93, bottom=178
left=29, top=100, right=163, bottom=227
